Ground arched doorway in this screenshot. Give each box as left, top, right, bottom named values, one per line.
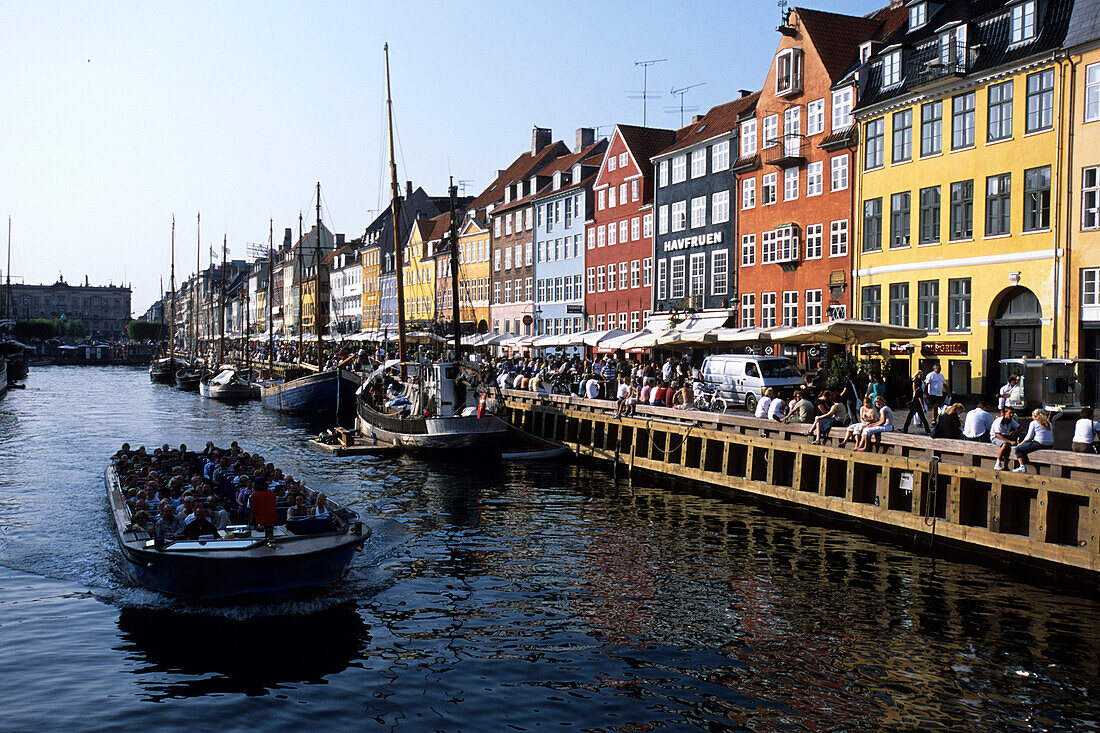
left=988, top=287, right=1042, bottom=390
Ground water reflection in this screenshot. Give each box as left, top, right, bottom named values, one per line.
left=115, top=602, right=368, bottom=699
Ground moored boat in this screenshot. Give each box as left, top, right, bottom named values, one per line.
left=105, top=447, right=369, bottom=601
left=199, top=367, right=254, bottom=401
left=174, top=363, right=203, bottom=391
left=0, top=357, right=7, bottom=399
left=149, top=357, right=181, bottom=384
left=261, top=367, right=360, bottom=413
left=0, top=340, right=29, bottom=381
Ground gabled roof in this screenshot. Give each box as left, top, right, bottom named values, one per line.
left=654, top=92, right=760, bottom=158
left=426, top=211, right=453, bottom=242
left=469, top=140, right=572, bottom=209
left=614, top=124, right=678, bottom=179
left=797, top=5, right=904, bottom=84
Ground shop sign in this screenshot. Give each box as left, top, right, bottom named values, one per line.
left=662, top=231, right=723, bottom=253
left=566, top=304, right=583, bottom=314
left=782, top=345, right=799, bottom=358
left=889, top=342, right=914, bottom=355
left=861, top=343, right=882, bottom=355
left=921, top=341, right=967, bottom=356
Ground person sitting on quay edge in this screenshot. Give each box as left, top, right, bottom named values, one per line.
left=839, top=397, right=878, bottom=448
left=615, top=379, right=638, bottom=418
left=1072, top=406, right=1100, bottom=454
left=754, top=388, right=775, bottom=419
left=991, top=407, right=1023, bottom=471
left=963, top=401, right=995, bottom=442
left=651, top=380, right=671, bottom=407
left=783, top=391, right=816, bottom=424
left=855, top=396, right=894, bottom=452
left=672, top=381, right=695, bottom=410
left=1011, top=409, right=1054, bottom=474
left=183, top=505, right=221, bottom=540
left=809, top=392, right=849, bottom=445
left=932, top=402, right=964, bottom=440
left=768, top=391, right=788, bottom=421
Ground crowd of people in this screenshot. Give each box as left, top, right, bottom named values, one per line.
left=112, top=441, right=332, bottom=541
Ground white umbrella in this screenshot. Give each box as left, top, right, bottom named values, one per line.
left=768, top=319, right=927, bottom=346
left=710, top=327, right=774, bottom=344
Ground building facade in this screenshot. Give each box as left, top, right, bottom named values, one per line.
left=456, top=212, right=492, bottom=333
left=328, top=241, right=362, bottom=335
left=586, top=124, right=671, bottom=333
left=5, top=276, right=132, bottom=336
left=854, top=0, right=1075, bottom=396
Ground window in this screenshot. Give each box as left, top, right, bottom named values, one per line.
left=832, top=87, right=853, bottom=129
left=656, top=259, right=667, bottom=300
left=830, top=220, right=848, bottom=257
left=587, top=229, right=595, bottom=249
left=1087, top=64, right=1100, bottom=122
left=741, top=294, right=756, bottom=327
left=712, top=191, right=730, bottom=224
left=807, top=99, right=825, bottom=135
left=608, top=155, right=617, bottom=172
left=644, top=214, right=653, bottom=238
left=782, top=291, right=799, bottom=326
left=619, top=152, right=628, bottom=168
left=883, top=50, right=901, bottom=87
left=762, top=173, right=777, bottom=205
left=1011, top=1, right=1036, bottom=44
left=890, top=192, right=911, bottom=248
left=863, top=198, right=883, bottom=252
left=619, top=220, right=628, bottom=243
left=805, top=161, right=823, bottom=197
left=712, top=251, right=728, bottom=295
left=671, top=201, right=687, bottom=231
left=630, top=312, right=640, bottom=331
left=597, top=226, right=605, bottom=247
left=763, top=114, right=778, bottom=149
left=831, top=154, right=849, bottom=191
left=988, top=81, right=1014, bottom=141
left=921, top=101, right=943, bottom=156
left=952, top=92, right=975, bottom=149
left=630, top=179, right=638, bottom=202
left=804, top=223, right=823, bottom=259
left=631, top=259, right=640, bottom=288
left=607, top=222, right=616, bottom=246
left=643, top=258, right=652, bottom=286
left=784, top=167, right=799, bottom=201
left=889, top=282, right=910, bottom=326
left=741, top=119, right=757, bottom=156
left=776, top=47, right=802, bottom=95
left=525, top=242, right=533, bottom=266
left=670, top=257, right=686, bottom=299
left=658, top=205, right=669, bottom=234
left=910, top=1, right=927, bottom=29
left=689, top=254, right=705, bottom=297
left=672, top=154, right=687, bottom=183
left=1024, top=165, right=1051, bottom=231
left=525, top=277, right=532, bottom=301
left=918, top=280, right=939, bottom=332
left=494, top=218, right=501, bottom=237
left=712, top=140, right=730, bottom=171
left=950, top=180, right=974, bottom=240
left=691, top=149, right=706, bottom=178
left=618, top=262, right=627, bottom=290
left=691, top=196, right=706, bottom=228
left=741, top=234, right=756, bottom=266
left=658, top=160, right=668, bottom=187
left=505, top=213, right=512, bottom=235
left=1026, top=69, right=1054, bottom=132
left=1084, top=269, right=1100, bottom=307
left=1084, top=167, right=1100, bottom=229
left=631, top=217, right=640, bottom=240
left=892, top=109, right=912, bottom=163
left=948, top=277, right=971, bottom=331
left=761, top=292, right=777, bottom=327
left=742, top=178, right=756, bottom=209
left=986, top=173, right=1011, bottom=236
left=862, top=285, right=881, bottom=322
left=784, top=106, right=801, bottom=149
left=865, top=118, right=884, bottom=170
left=596, top=265, right=605, bottom=292
left=598, top=189, right=605, bottom=210
left=919, top=186, right=941, bottom=244
left=608, top=186, right=616, bottom=208
left=620, top=183, right=628, bottom=205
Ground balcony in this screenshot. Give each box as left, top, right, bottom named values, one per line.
left=906, top=42, right=968, bottom=91
left=764, top=134, right=807, bottom=167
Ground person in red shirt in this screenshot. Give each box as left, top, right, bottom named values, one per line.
left=249, top=478, right=278, bottom=538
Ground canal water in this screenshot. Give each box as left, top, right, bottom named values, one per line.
left=0, top=366, right=1098, bottom=731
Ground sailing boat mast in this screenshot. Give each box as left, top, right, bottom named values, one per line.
left=448, top=178, right=462, bottom=361
left=193, top=213, right=200, bottom=362
left=5, top=217, right=11, bottom=320
left=219, top=235, right=227, bottom=365
left=297, top=212, right=303, bottom=365
left=169, top=216, right=176, bottom=360
left=314, top=182, right=324, bottom=364
left=268, top=219, right=274, bottom=372
left=385, top=43, right=408, bottom=376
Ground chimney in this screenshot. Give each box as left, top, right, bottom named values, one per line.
left=576, top=127, right=595, bottom=150
left=335, top=233, right=345, bottom=247
left=283, top=228, right=292, bottom=248
left=85, top=275, right=89, bottom=286
left=739, top=89, right=753, bottom=98
left=532, top=126, right=552, bottom=154
left=406, top=181, right=413, bottom=199
left=497, top=170, right=506, bottom=178
left=692, top=114, right=704, bottom=123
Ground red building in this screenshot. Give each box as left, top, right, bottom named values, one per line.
left=585, top=124, right=676, bottom=333
left=735, top=6, right=903, bottom=348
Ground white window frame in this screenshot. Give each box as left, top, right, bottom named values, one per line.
left=712, top=140, right=730, bottom=171
left=643, top=214, right=653, bottom=238
left=807, top=98, right=825, bottom=135
left=832, top=87, right=853, bottom=130
left=689, top=253, right=705, bottom=298
left=762, top=173, right=777, bottom=205
left=1083, top=166, right=1100, bottom=230
left=831, top=154, right=849, bottom=191
left=830, top=219, right=849, bottom=257
left=763, top=114, right=778, bottom=148
left=883, top=50, right=901, bottom=87
left=711, top=250, right=728, bottom=296
left=807, top=160, right=823, bottom=197
left=670, top=256, right=686, bottom=299
left=712, top=190, right=730, bottom=224
left=784, top=167, right=799, bottom=201
left=741, top=293, right=756, bottom=327
left=631, top=217, right=640, bottom=240
left=658, top=160, right=668, bottom=187
left=740, top=119, right=757, bottom=156
left=741, top=233, right=756, bottom=267
left=761, top=292, right=777, bottom=328
left=742, top=178, right=756, bottom=210
left=658, top=205, right=669, bottom=235
left=690, top=196, right=706, bottom=228
left=805, top=223, right=823, bottom=260
left=643, top=257, right=652, bottom=287
left=671, top=154, right=687, bottom=184
left=1011, top=1, right=1036, bottom=44
left=782, top=290, right=799, bottom=327
left=1086, top=63, right=1100, bottom=123
left=691, top=148, right=706, bottom=178
left=671, top=200, right=687, bottom=232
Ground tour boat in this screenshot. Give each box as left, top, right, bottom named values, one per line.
left=105, top=459, right=369, bottom=601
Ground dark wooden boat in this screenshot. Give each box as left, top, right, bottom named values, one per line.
left=105, top=462, right=369, bottom=601
left=261, top=367, right=360, bottom=413
left=200, top=368, right=254, bottom=401
left=149, top=357, right=181, bottom=384
left=174, top=364, right=203, bottom=391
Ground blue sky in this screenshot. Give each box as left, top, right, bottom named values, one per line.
left=0, top=0, right=885, bottom=313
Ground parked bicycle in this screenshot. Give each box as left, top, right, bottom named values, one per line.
left=694, top=385, right=728, bottom=414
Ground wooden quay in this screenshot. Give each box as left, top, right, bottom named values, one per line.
left=498, top=389, right=1100, bottom=583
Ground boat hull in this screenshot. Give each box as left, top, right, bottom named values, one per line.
left=200, top=380, right=253, bottom=401
left=174, top=368, right=202, bottom=391
left=260, top=368, right=359, bottom=413
left=149, top=358, right=179, bottom=384
left=357, top=401, right=508, bottom=451
left=0, top=359, right=7, bottom=398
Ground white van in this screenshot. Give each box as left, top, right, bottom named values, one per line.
left=700, top=354, right=806, bottom=412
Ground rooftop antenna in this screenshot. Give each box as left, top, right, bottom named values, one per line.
left=457, top=179, right=474, bottom=196
left=667, top=82, right=707, bottom=126
left=627, top=58, right=667, bottom=126
left=778, top=0, right=792, bottom=27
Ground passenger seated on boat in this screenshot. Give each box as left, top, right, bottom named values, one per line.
left=176, top=495, right=196, bottom=521
left=153, top=504, right=186, bottom=540
left=235, top=477, right=253, bottom=521
left=313, top=493, right=330, bottom=518
left=113, top=443, right=132, bottom=459
left=287, top=494, right=312, bottom=521
left=206, top=498, right=230, bottom=531
left=183, top=506, right=221, bottom=540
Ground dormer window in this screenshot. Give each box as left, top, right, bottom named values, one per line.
left=939, top=24, right=967, bottom=70
left=776, top=47, right=803, bottom=96
left=883, top=49, right=902, bottom=87
left=1011, top=1, right=1036, bottom=44
left=909, top=2, right=927, bottom=30
left=553, top=171, right=562, bottom=190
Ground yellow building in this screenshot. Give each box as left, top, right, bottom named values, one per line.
left=300, top=261, right=329, bottom=335
left=1066, top=17, right=1100, bottom=401
left=402, top=217, right=436, bottom=325
left=853, top=0, right=1075, bottom=396
left=362, top=240, right=381, bottom=331
left=457, top=211, right=492, bottom=332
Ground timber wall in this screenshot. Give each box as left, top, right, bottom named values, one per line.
left=499, top=389, right=1100, bottom=580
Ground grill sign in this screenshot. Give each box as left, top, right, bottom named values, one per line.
left=921, top=341, right=968, bottom=356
